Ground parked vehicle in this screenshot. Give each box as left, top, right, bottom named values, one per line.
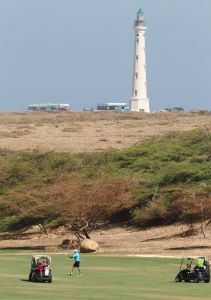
left=29, top=255, right=52, bottom=283
left=175, top=257, right=210, bottom=283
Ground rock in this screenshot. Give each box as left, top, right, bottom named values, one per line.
left=80, top=239, right=99, bottom=253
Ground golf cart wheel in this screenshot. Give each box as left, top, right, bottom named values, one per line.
left=175, top=275, right=182, bottom=282
left=204, top=279, right=210, bottom=283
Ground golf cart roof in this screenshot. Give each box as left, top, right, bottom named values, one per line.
left=183, top=256, right=207, bottom=259
left=32, top=255, right=51, bottom=260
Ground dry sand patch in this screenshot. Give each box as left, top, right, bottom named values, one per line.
left=1, top=224, right=211, bottom=257
left=0, top=112, right=210, bottom=153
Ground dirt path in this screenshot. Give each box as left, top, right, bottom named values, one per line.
left=1, top=224, right=211, bottom=257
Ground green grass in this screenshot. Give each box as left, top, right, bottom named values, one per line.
left=0, top=252, right=211, bottom=299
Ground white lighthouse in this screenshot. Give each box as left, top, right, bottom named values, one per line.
left=130, top=9, right=150, bottom=113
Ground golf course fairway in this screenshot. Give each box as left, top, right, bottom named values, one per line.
left=0, top=251, right=211, bottom=299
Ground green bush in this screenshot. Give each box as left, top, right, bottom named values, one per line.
left=0, top=215, right=44, bottom=232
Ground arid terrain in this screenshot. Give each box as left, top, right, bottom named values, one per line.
left=0, top=111, right=211, bottom=153
left=1, top=111, right=211, bottom=256
left=0, top=223, right=211, bottom=257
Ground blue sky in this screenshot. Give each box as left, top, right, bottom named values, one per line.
left=0, top=0, right=210, bottom=112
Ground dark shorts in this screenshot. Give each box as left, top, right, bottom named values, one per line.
left=73, top=261, right=80, bottom=268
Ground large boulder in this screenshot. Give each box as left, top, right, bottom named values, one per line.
left=80, top=239, right=99, bottom=253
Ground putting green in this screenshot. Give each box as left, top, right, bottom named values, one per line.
left=0, top=251, right=211, bottom=299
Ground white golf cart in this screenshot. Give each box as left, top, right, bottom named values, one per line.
left=29, top=254, right=52, bottom=283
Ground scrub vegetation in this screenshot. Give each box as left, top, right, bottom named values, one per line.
left=0, top=128, right=211, bottom=233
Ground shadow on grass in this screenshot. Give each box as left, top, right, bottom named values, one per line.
left=20, top=279, right=30, bottom=282
left=165, top=245, right=211, bottom=251
left=20, top=279, right=49, bottom=284
left=0, top=246, right=46, bottom=250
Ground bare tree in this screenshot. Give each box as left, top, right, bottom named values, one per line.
left=69, top=218, right=103, bottom=241
left=177, top=192, right=211, bottom=238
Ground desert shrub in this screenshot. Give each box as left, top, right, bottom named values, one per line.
left=132, top=196, right=171, bottom=227
left=0, top=129, right=211, bottom=232
left=157, top=168, right=193, bottom=185
left=0, top=159, right=36, bottom=188
left=0, top=214, right=44, bottom=232
left=44, top=218, right=68, bottom=229
left=191, top=155, right=211, bottom=163
left=155, top=163, right=211, bottom=186
left=0, top=160, right=14, bottom=187
left=160, top=154, right=181, bottom=162
left=0, top=176, right=136, bottom=231
left=179, top=129, right=209, bottom=146
left=170, top=193, right=211, bottom=224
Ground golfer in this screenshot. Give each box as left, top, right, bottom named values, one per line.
left=67, top=249, right=81, bottom=276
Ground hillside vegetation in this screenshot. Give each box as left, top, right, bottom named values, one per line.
left=0, top=128, right=211, bottom=232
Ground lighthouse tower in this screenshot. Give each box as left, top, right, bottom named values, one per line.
left=130, top=9, right=150, bottom=112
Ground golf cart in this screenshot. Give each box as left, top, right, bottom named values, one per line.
left=29, top=255, right=52, bottom=283
left=175, top=256, right=210, bottom=283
